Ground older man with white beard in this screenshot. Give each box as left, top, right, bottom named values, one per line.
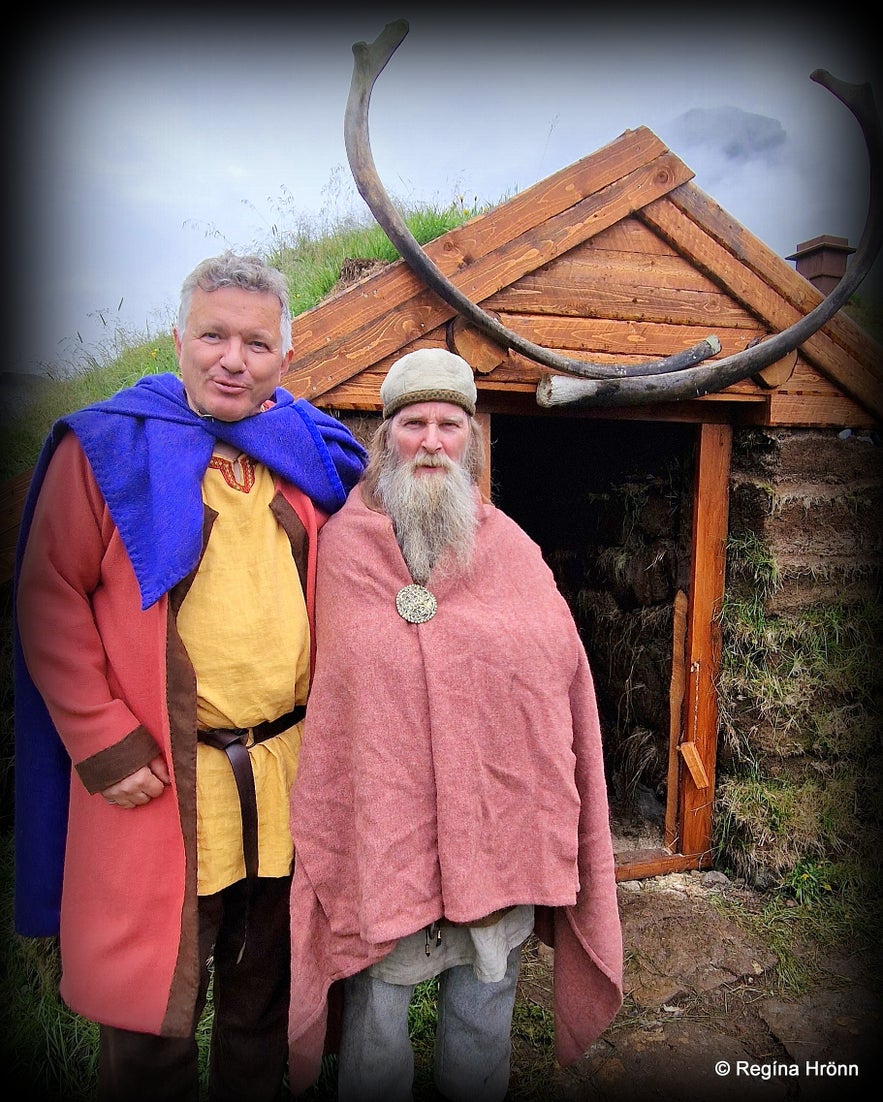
left=286, top=349, right=623, bottom=1102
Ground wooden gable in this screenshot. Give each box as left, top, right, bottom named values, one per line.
left=282, top=126, right=882, bottom=427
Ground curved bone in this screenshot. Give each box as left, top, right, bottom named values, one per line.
left=346, top=24, right=881, bottom=405
left=345, top=20, right=719, bottom=381
left=538, top=70, right=882, bottom=407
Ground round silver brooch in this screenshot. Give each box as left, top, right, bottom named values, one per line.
left=395, top=584, right=438, bottom=623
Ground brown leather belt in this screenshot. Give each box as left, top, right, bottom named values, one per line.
left=197, top=705, right=306, bottom=879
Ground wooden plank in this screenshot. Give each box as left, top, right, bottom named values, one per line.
left=615, top=849, right=711, bottom=880
left=587, top=216, right=679, bottom=256
left=486, top=345, right=767, bottom=388
left=320, top=381, right=769, bottom=433
left=665, top=590, right=689, bottom=849
left=524, top=239, right=730, bottom=293
left=679, top=423, right=731, bottom=858
left=753, top=351, right=797, bottom=389
left=485, top=273, right=757, bottom=328
left=310, top=325, right=773, bottom=421
left=489, top=313, right=761, bottom=360
left=766, top=391, right=875, bottom=428
left=785, top=356, right=847, bottom=394
left=446, top=317, right=507, bottom=374
left=641, top=188, right=883, bottom=421
left=285, top=152, right=695, bottom=402
left=679, top=741, right=710, bottom=789
left=289, top=258, right=425, bottom=358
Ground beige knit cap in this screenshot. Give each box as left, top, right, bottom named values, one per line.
left=380, top=348, right=477, bottom=419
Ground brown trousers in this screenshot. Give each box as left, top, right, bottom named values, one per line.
left=97, top=876, right=291, bottom=1102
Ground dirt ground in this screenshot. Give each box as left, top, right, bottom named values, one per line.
left=509, top=870, right=881, bottom=1102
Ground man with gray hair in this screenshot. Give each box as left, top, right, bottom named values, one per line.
left=287, top=347, right=623, bottom=1101
left=14, top=251, right=367, bottom=1100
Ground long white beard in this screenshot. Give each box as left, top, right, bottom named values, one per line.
left=376, top=452, right=478, bottom=584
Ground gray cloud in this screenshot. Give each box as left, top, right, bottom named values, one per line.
left=669, top=106, right=787, bottom=164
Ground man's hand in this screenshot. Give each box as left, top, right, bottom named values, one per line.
left=101, top=755, right=171, bottom=809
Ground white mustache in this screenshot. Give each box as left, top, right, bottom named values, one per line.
left=412, top=454, right=453, bottom=469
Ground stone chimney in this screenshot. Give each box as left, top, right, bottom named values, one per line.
left=786, top=235, right=855, bottom=295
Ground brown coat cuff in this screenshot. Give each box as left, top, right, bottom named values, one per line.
left=75, top=725, right=162, bottom=794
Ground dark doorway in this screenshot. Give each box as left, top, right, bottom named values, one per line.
left=489, top=414, right=697, bottom=853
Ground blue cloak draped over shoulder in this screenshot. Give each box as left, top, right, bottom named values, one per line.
left=13, top=373, right=367, bottom=935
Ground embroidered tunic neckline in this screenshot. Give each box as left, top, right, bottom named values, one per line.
left=208, top=453, right=255, bottom=493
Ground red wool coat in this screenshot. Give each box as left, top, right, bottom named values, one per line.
left=16, top=433, right=323, bottom=1036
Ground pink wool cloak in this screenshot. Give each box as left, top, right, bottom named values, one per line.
left=287, top=487, right=623, bottom=1090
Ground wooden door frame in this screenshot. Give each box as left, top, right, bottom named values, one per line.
left=482, top=412, right=732, bottom=881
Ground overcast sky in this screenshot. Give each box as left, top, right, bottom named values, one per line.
left=9, top=4, right=879, bottom=376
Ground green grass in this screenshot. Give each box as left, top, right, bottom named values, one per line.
left=1, top=339, right=178, bottom=483
left=0, top=832, right=98, bottom=1099
left=718, top=595, right=881, bottom=753
left=273, top=194, right=482, bottom=316
left=709, top=861, right=882, bottom=997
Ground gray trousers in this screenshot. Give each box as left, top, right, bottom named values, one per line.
left=337, top=943, right=522, bottom=1102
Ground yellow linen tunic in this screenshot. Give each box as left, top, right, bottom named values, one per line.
left=177, top=454, right=310, bottom=894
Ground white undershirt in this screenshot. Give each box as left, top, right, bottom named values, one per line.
left=368, top=905, right=535, bottom=985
